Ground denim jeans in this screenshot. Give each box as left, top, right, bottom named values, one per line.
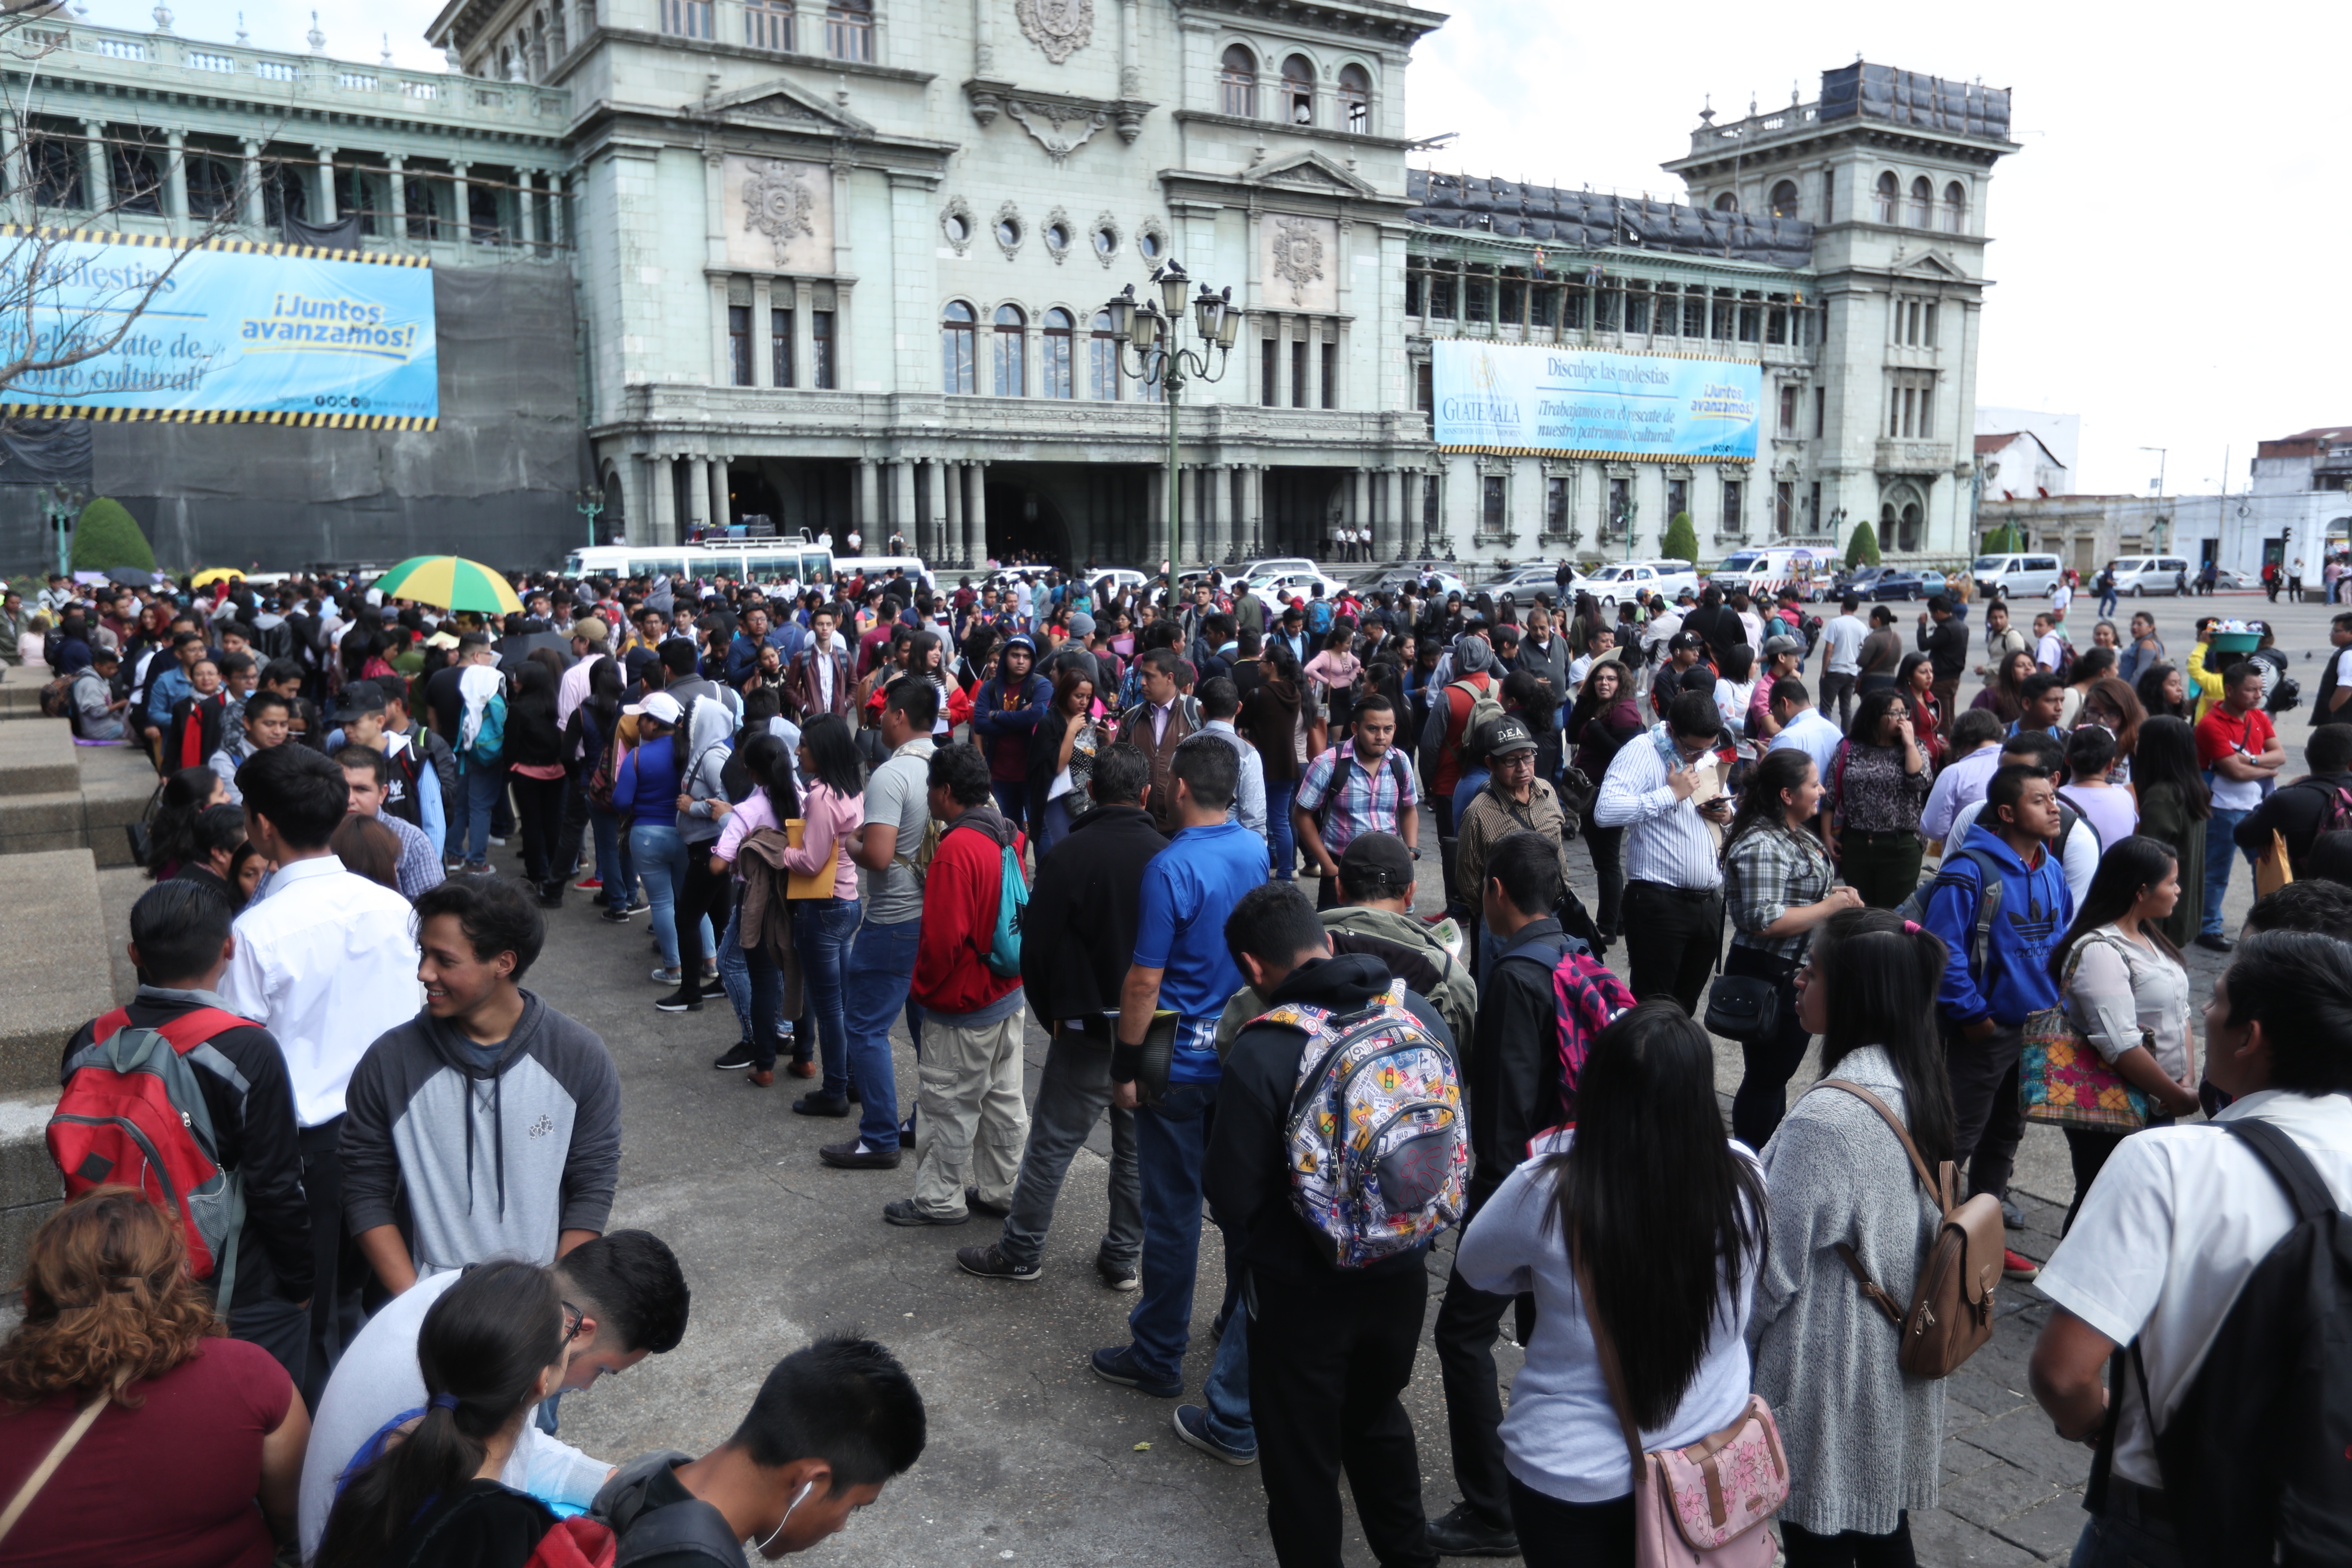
left=1199, top=1298, right=1253, bottom=1453
left=590, top=805, right=633, bottom=911
left=997, top=1023, right=1140, bottom=1271
left=989, top=778, right=1028, bottom=833
left=1038, top=795, right=1076, bottom=857
left=454, top=761, right=505, bottom=865
left=1129, top=1078, right=1219, bottom=1386
left=627, top=823, right=708, bottom=971
left=1265, top=778, right=1298, bottom=879
left=2202, top=805, right=2251, bottom=936
left=716, top=902, right=794, bottom=1067
left=794, top=896, right=862, bottom=1097
left=842, top=916, right=921, bottom=1152
left=2070, top=1504, right=2181, bottom=1568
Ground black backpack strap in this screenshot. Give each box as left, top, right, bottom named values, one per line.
left=2223, top=1118, right=2338, bottom=1223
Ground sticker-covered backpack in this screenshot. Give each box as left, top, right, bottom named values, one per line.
left=1272, top=982, right=1465, bottom=1268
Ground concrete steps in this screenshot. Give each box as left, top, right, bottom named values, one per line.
left=0, top=663, right=50, bottom=719
left=0, top=717, right=157, bottom=866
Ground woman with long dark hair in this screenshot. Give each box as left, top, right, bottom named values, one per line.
left=2078, top=674, right=2144, bottom=785
left=1750, top=909, right=1957, bottom=1566
left=2130, top=714, right=2210, bottom=947
left=1894, top=652, right=1944, bottom=770
left=1455, top=1002, right=1768, bottom=1563
left=1712, top=642, right=1759, bottom=740
left=502, top=660, right=567, bottom=901
left=2060, top=646, right=2116, bottom=729
left=711, top=731, right=807, bottom=1083
left=774, top=715, right=866, bottom=1115
left=1028, top=666, right=1106, bottom=855
left=2046, top=835, right=2200, bottom=1231
left=2135, top=660, right=2194, bottom=724
left=314, top=1261, right=579, bottom=1568
left=1567, top=654, right=1644, bottom=949
left=1721, top=748, right=1862, bottom=1148
left=578, top=657, right=636, bottom=918
left=1825, top=686, right=1932, bottom=910
left=1971, top=648, right=2037, bottom=726
left=1243, top=640, right=1319, bottom=881
left=144, top=763, right=226, bottom=879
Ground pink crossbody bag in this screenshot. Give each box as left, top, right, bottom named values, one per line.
left=1576, top=1253, right=1788, bottom=1565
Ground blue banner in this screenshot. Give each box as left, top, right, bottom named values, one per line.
left=0, top=229, right=437, bottom=428
left=1431, top=341, right=1759, bottom=462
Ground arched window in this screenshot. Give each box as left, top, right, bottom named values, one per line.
left=992, top=304, right=1026, bottom=397
left=1281, top=55, right=1314, bottom=125
left=1874, top=171, right=1898, bottom=223
left=1041, top=308, right=1074, bottom=399
left=1941, top=181, right=1966, bottom=234
left=186, top=156, right=239, bottom=220
left=1339, top=64, right=1370, bottom=134
left=1089, top=311, right=1121, bottom=401
left=1220, top=45, right=1258, bottom=118
left=111, top=144, right=162, bottom=215
left=1768, top=179, right=1799, bottom=219
left=826, top=0, right=872, bottom=61
left=1908, top=176, right=1931, bottom=227
left=940, top=301, right=976, bottom=394
left=1712, top=191, right=1737, bottom=212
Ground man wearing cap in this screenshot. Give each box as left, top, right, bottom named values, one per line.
left=1454, top=717, right=1569, bottom=973
left=973, top=634, right=1053, bottom=831
left=1296, top=694, right=1419, bottom=912
left=1649, top=630, right=1708, bottom=717
left=1314, top=832, right=1477, bottom=1049
left=325, top=680, right=444, bottom=848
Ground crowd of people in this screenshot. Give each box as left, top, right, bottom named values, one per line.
left=5, top=555, right=2348, bottom=1568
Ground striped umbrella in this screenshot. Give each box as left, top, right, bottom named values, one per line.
left=371, top=555, right=524, bottom=616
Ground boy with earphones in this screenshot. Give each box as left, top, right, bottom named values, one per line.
left=592, top=1336, right=927, bottom=1562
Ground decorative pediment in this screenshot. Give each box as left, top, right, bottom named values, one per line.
left=1241, top=150, right=1378, bottom=199
left=699, top=80, right=874, bottom=138
left=962, top=78, right=1154, bottom=157
left=1895, top=247, right=1967, bottom=279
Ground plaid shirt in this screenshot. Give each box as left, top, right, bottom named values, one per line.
left=1722, top=823, right=1833, bottom=961
left=1294, top=740, right=1416, bottom=855
left=375, top=810, right=448, bottom=902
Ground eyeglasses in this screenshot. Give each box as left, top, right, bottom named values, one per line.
left=561, top=1300, right=586, bottom=1342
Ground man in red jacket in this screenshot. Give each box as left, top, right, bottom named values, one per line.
left=884, top=742, right=1032, bottom=1228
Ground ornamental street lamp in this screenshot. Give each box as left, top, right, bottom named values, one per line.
left=1104, top=260, right=1242, bottom=606
left=43, top=484, right=83, bottom=578
left=574, top=485, right=606, bottom=549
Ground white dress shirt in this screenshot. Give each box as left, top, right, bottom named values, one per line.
left=1592, top=726, right=1723, bottom=891
left=219, top=853, right=421, bottom=1127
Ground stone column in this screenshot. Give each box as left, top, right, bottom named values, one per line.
left=1352, top=469, right=1370, bottom=560
left=748, top=277, right=773, bottom=387
left=451, top=163, right=472, bottom=255
left=651, top=454, right=677, bottom=545
left=709, top=456, right=730, bottom=531
left=1146, top=462, right=1167, bottom=571
left=831, top=281, right=854, bottom=392
left=162, top=129, right=187, bottom=228
left=968, top=462, right=989, bottom=566
left=81, top=121, right=110, bottom=213
left=891, top=460, right=915, bottom=554
left=1303, top=321, right=1322, bottom=412
left=1385, top=470, right=1405, bottom=558
left=516, top=169, right=538, bottom=248
left=793, top=280, right=817, bottom=392
left=239, top=139, right=264, bottom=228
left=1207, top=463, right=1228, bottom=564
left=858, top=459, right=878, bottom=541
left=547, top=173, right=566, bottom=248
left=944, top=459, right=964, bottom=566
left=683, top=456, right=710, bottom=536
left=386, top=155, right=407, bottom=244
left=315, top=145, right=337, bottom=222
left=1245, top=465, right=1264, bottom=557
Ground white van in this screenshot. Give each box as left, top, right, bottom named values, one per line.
left=1971, top=553, right=2065, bottom=599
left=1709, top=547, right=1830, bottom=601
left=1583, top=559, right=1699, bottom=605
left=835, top=555, right=936, bottom=595
left=2104, top=556, right=2191, bottom=597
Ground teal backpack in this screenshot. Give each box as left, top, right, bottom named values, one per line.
left=466, top=692, right=506, bottom=767
left=953, top=819, right=1029, bottom=977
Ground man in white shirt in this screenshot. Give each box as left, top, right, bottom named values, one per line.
left=2050, top=579, right=2073, bottom=622
left=1764, top=677, right=1843, bottom=791
left=1592, top=689, right=1733, bottom=1014
left=1817, top=594, right=1867, bottom=727
left=2031, top=931, right=2352, bottom=1567
left=296, top=1231, right=692, bottom=1559
left=219, top=742, right=422, bottom=1405
left=2032, top=611, right=2067, bottom=675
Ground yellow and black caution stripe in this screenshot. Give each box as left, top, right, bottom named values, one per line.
left=0, top=223, right=433, bottom=267
left=0, top=402, right=435, bottom=429
left=1437, top=444, right=1746, bottom=463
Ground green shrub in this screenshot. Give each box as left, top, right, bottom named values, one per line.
left=69, top=498, right=155, bottom=573
left=1844, top=519, right=1881, bottom=568
left=1661, top=510, right=1698, bottom=567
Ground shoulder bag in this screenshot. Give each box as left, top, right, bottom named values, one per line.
left=1577, top=1251, right=1788, bottom=1565
left=0, top=1370, right=131, bottom=1547
left=2018, top=934, right=2155, bottom=1131
left=1815, top=1078, right=2003, bottom=1378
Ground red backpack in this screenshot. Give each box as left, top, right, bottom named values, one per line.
left=49, top=1007, right=252, bottom=1299
left=1547, top=950, right=1637, bottom=1124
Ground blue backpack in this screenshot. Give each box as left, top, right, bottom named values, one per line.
left=1307, top=598, right=1335, bottom=635
left=952, top=818, right=1028, bottom=977
left=465, top=692, right=506, bottom=767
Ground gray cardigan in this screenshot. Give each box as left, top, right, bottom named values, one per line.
left=1747, top=1046, right=1945, bottom=1537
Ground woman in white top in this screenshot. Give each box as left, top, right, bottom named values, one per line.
left=2056, top=724, right=2138, bottom=857
left=1749, top=907, right=1958, bottom=1564
left=2047, top=833, right=2201, bottom=1231
left=1456, top=1001, right=1767, bottom=1564
left=1712, top=642, right=1759, bottom=741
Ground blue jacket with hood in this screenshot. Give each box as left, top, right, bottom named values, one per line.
left=1922, top=819, right=2073, bottom=1028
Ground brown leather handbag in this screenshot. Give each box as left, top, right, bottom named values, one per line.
left=1816, top=1079, right=2003, bottom=1378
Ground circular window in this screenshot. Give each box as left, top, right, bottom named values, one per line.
left=1138, top=230, right=1161, bottom=259
left=943, top=213, right=969, bottom=244
left=996, top=218, right=1021, bottom=248
left=1045, top=222, right=1070, bottom=252
left=1093, top=225, right=1116, bottom=256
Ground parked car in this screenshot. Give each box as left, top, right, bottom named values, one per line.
left=1349, top=565, right=1466, bottom=600
left=1472, top=562, right=1586, bottom=600
left=1828, top=564, right=1898, bottom=599
left=1582, top=559, right=1700, bottom=606
left=1246, top=568, right=1348, bottom=609
left=1236, top=556, right=1319, bottom=582
left=2211, top=567, right=2253, bottom=590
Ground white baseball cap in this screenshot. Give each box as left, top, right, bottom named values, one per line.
left=623, top=690, right=685, bottom=726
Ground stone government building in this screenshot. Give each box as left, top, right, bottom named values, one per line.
left=0, top=0, right=2016, bottom=573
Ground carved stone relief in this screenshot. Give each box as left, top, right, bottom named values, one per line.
left=723, top=156, right=831, bottom=272
left=1014, top=0, right=1092, bottom=64
left=1261, top=213, right=1335, bottom=310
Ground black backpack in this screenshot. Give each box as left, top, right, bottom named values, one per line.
left=593, top=1451, right=746, bottom=1567
left=2090, top=1118, right=2352, bottom=1566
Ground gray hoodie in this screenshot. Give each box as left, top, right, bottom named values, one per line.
left=340, top=991, right=622, bottom=1275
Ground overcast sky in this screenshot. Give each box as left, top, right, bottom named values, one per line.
left=134, top=0, right=2349, bottom=495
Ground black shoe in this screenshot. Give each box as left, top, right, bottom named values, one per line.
left=653, top=991, right=702, bottom=1013
left=1424, top=1503, right=1519, bottom=1557
left=600, top=907, right=635, bottom=925
left=965, top=1185, right=1011, bottom=1218
left=713, top=1042, right=758, bottom=1071
left=2001, top=1197, right=2024, bottom=1230
left=820, top=1138, right=901, bottom=1170
left=956, top=1243, right=1040, bottom=1282
left=882, top=1198, right=968, bottom=1227
left=1096, top=1254, right=1140, bottom=1292
left=2194, top=933, right=2235, bottom=953
left=793, top=1093, right=853, bottom=1118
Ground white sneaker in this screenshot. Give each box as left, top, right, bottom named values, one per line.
left=650, top=965, right=681, bottom=984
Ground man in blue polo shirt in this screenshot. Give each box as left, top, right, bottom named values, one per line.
left=1094, top=734, right=1267, bottom=1461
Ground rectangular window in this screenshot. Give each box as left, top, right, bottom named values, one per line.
left=1482, top=475, right=1507, bottom=532
left=727, top=305, right=753, bottom=386
left=1822, top=167, right=1833, bottom=221
left=744, top=0, right=793, bottom=51
left=1545, top=476, right=1568, bottom=533
left=1778, top=384, right=1798, bottom=436
left=1722, top=479, right=1743, bottom=535
left=660, top=0, right=711, bottom=36
left=1608, top=476, right=1630, bottom=530
left=1321, top=341, right=1336, bottom=410
left=1624, top=290, right=1649, bottom=334
left=1464, top=268, right=1491, bottom=324
left=1901, top=386, right=1916, bottom=438
left=825, top=1, right=872, bottom=60
left=811, top=309, right=835, bottom=389
left=1592, top=288, right=1617, bottom=333
left=1415, top=359, right=1433, bottom=432
left=1809, top=482, right=1822, bottom=532
left=1712, top=296, right=1733, bottom=340
left=1042, top=329, right=1072, bottom=399
left=1499, top=273, right=1525, bottom=326
left=1813, top=386, right=1826, bottom=438
left=1917, top=385, right=1934, bottom=439
left=1766, top=305, right=1787, bottom=345
left=1530, top=285, right=1557, bottom=329
left=1404, top=268, right=1421, bottom=316
left=1653, top=288, right=1676, bottom=337
left=1923, top=302, right=1939, bottom=348
left=1427, top=264, right=1455, bottom=319
left=1292, top=339, right=1308, bottom=408
left=1262, top=339, right=1279, bottom=407
left=1666, top=477, right=1687, bottom=520
left=1684, top=294, right=1706, bottom=337
left=1089, top=329, right=1119, bottom=401
left=771, top=308, right=794, bottom=387
left=1775, top=480, right=1794, bottom=537
left=1562, top=288, right=1586, bottom=330
left=1738, top=300, right=1761, bottom=342
left=1888, top=392, right=1900, bottom=439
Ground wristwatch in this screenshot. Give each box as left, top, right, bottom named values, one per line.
left=1409, top=846, right=1421, bottom=860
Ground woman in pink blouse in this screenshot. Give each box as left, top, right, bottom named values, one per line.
left=775, top=714, right=867, bottom=1114
left=712, top=731, right=804, bottom=1084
